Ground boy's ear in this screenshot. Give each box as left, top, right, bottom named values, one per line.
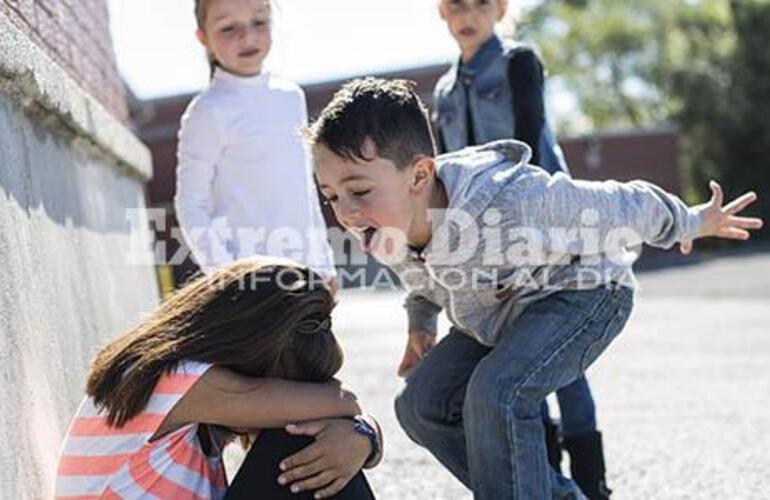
left=196, top=29, right=208, bottom=47
left=410, top=157, right=437, bottom=194
left=437, top=1, right=448, bottom=21
left=497, top=0, right=509, bottom=21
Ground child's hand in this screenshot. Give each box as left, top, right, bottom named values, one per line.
left=278, top=419, right=370, bottom=499
left=397, top=331, right=436, bottom=378
left=325, top=276, right=339, bottom=297
left=680, top=181, right=763, bottom=255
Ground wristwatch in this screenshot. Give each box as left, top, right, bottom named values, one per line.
left=352, top=416, right=380, bottom=467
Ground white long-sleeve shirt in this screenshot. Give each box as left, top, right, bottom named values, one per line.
left=174, top=68, right=336, bottom=278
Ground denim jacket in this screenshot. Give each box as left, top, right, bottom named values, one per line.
left=433, top=35, right=568, bottom=175
left=390, top=140, right=703, bottom=346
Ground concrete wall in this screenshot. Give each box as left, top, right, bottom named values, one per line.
left=0, top=5, right=158, bottom=499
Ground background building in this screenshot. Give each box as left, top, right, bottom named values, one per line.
left=0, top=2, right=158, bottom=497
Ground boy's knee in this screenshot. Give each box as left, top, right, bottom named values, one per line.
left=465, top=365, right=540, bottom=420
left=467, top=359, right=510, bottom=400
left=465, top=369, right=505, bottom=416
left=394, top=384, right=423, bottom=428
left=394, top=379, right=446, bottom=432
left=394, top=387, right=425, bottom=444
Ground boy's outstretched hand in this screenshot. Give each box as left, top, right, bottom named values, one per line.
left=680, top=181, right=763, bottom=255
left=397, top=331, right=436, bottom=378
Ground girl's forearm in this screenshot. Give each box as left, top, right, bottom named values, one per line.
left=202, top=378, right=361, bottom=429
left=256, top=379, right=361, bottom=426
left=177, top=369, right=362, bottom=430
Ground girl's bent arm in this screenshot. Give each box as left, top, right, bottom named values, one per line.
left=165, top=366, right=361, bottom=431
left=174, top=99, right=233, bottom=271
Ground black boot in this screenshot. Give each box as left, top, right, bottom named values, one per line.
left=543, top=420, right=562, bottom=473
left=563, top=430, right=612, bottom=500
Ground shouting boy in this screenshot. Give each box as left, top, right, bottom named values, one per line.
left=309, top=78, right=762, bottom=499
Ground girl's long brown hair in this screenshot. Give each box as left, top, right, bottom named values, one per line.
left=87, top=257, right=342, bottom=427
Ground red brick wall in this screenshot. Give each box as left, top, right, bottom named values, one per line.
left=1, top=0, right=128, bottom=121
left=561, top=131, right=682, bottom=196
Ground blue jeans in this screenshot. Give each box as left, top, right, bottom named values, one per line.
left=395, top=286, right=634, bottom=499
left=542, top=375, right=596, bottom=437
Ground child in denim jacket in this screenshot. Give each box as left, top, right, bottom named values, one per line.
left=432, top=1, right=609, bottom=496
left=308, top=78, right=762, bottom=500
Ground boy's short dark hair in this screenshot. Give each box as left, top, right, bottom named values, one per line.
left=308, top=78, right=437, bottom=169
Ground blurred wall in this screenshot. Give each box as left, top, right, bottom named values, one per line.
left=561, top=129, right=681, bottom=195
left=0, top=3, right=158, bottom=498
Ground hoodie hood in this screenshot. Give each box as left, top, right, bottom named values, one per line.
left=412, top=139, right=532, bottom=265
left=437, top=139, right=532, bottom=228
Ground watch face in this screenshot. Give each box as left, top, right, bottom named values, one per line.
left=354, top=420, right=375, bottom=436
left=353, top=418, right=379, bottom=464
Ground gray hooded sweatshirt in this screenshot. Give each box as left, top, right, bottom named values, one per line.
left=389, top=139, right=703, bottom=346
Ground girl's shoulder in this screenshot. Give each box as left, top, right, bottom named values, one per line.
left=501, top=42, right=546, bottom=83
left=501, top=40, right=534, bottom=56
left=501, top=41, right=544, bottom=66
left=182, top=89, right=220, bottom=120
left=265, top=73, right=304, bottom=95
left=178, top=91, right=225, bottom=138
left=264, top=73, right=307, bottom=107
left=152, top=360, right=215, bottom=398
left=434, top=63, right=459, bottom=99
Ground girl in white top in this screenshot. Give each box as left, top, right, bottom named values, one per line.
left=176, top=0, right=337, bottom=289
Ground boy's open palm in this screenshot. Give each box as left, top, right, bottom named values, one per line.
left=680, top=181, right=763, bottom=255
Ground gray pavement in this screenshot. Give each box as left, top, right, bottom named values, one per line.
left=331, top=250, right=770, bottom=499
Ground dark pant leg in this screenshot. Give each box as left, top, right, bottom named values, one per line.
left=225, top=429, right=376, bottom=500
left=556, top=375, right=597, bottom=438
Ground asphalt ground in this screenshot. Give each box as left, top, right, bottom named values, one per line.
left=328, top=249, right=770, bottom=499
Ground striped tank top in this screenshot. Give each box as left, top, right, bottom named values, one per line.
left=55, top=360, right=228, bottom=499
